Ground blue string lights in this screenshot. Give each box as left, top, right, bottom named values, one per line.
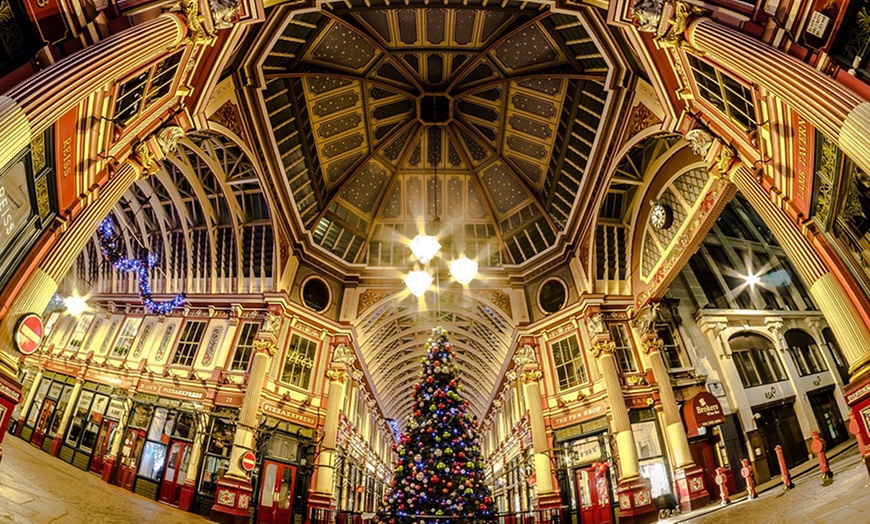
left=98, top=217, right=186, bottom=315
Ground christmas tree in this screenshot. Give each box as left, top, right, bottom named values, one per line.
left=376, top=327, right=495, bottom=523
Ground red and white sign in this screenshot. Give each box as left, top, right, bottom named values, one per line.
left=240, top=451, right=257, bottom=472
left=15, top=314, right=44, bottom=355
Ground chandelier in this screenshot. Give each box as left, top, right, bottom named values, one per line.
left=409, top=234, right=441, bottom=264
left=404, top=270, right=434, bottom=297
left=450, top=256, right=478, bottom=285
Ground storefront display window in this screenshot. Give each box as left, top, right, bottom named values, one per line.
left=48, top=385, right=73, bottom=437
left=139, top=441, right=168, bottom=481
left=26, top=379, right=51, bottom=427
left=66, top=391, right=93, bottom=445
left=129, top=403, right=154, bottom=428
left=631, top=412, right=670, bottom=501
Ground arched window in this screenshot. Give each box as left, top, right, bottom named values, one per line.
left=728, top=333, right=787, bottom=387
left=784, top=329, right=828, bottom=376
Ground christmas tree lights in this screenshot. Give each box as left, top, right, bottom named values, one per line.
left=98, top=218, right=186, bottom=315
left=376, top=326, right=494, bottom=523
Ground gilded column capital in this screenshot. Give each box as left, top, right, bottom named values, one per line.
left=590, top=340, right=616, bottom=358
left=170, top=0, right=240, bottom=46
left=521, top=370, right=543, bottom=384
left=640, top=333, right=664, bottom=355
left=133, top=141, right=159, bottom=178
left=252, top=338, right=277, bottom=356
left=631, top=0, right=708, bottom=51
left=326, top=368, right=348, bottom=383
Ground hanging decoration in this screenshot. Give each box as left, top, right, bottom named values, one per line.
left=98, top=217, right=186, bottom=315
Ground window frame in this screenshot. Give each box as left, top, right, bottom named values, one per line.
left=110, top=316, right=144, bottom=358
left=608, top=322, right=639, bottom=374
left=685, top=55, right=758, bottom=135
left=111, top=50, right=186, bottom=131
left=170, top=319, right=208, bottom=367
left=227, top=321, right=261, bottom=372
left=549, top=334, right=589, bottom=391
left=729, top=333, right=788, bottom=388
left=65, top=313, right=95, bottom=351
left=280, top=332, right=319, bottom=390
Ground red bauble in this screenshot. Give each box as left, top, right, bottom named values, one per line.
left=426, top=376, right=434, bottom=383
left=433, top=361, right=441, bottom=367
left=442, top=488, right=449, bottom=494
left=449, top=380, right=456, bottom=387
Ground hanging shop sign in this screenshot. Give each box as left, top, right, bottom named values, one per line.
left=551, top=402, right=608, bottom=429
left=790, top=110, right=815, bottom=217
left=14, top=313, right=43, bottom=355
left=682, top=391, right=725, bottom=432
left=261, top=401, right=318, bottom=428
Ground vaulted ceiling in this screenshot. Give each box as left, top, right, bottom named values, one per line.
left=235, top=1, right=636, bottom=421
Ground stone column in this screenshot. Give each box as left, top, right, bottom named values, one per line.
left=730, top=166, right=870, bottom=376
left=212, top=312, right=282, bottom=524
left=15, top=368, right=43, bottom=433
left=50, top=378, right=83, bottom=456
left=665, top=11, right=870, bottom=176
left=309, top=338, right=356, bottom=511
left=179, top=413, right=208, bottom=512
left=512, top=342, right=559, bottom=508
left=101, top=400, right=130, bottom=483
left=631, top=305, right=709, bottom=511
left=0, top=13, right=188, bottom=171
left=586, top=314, right=656, bottom=523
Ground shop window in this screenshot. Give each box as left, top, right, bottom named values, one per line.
left=113, top=52, right=184, bottom=126
left=631, top=411, right=670, bottom=499
left=26, top=379, right=51, bottom=427
left=66, top=390, right=94, bottom=446
left=687, top=56, right=757, bottom=132
left=281, top=333, right=317, bottom=389
left=67, top=314, right=94, bottom=350
left=48, top=384, right=74, bottom=438
left=655, top=324, right=684, bottom=369
left=608, top=323, right=637, bottom=374
left=66, top=390, right=110, bottom=452
left=550, top=334, right=588, bottom=390
left=111, top=317, right=143, bottom=358
left=729, top=333, right=788, bottom=387
left=229, top=322, right=260, bottom=371
left=784, top=329, right=828, bottom=376
left=171, top=320, right=207, bottom=366
left=139, top=441, right=168, bottom=481
left=129, top=403, right=154, bottom=428
left=200, top=417, right=234, bottom=497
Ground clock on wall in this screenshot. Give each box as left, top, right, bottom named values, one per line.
left=650, top=201, right=673, bottom=230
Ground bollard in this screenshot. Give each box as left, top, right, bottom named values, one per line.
left=775, top=445, right=794, bottom=489
left=715, top=467, right=731, bottom=505
left=740, top=459, right=757, bottom=499
left=811, top=430, right=834, bottom=481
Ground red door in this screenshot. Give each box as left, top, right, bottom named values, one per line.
left=31, top=399, right=56, bottom=447
left=257, top=461, right=297, bottom=524
left=116, top=428, right=145, bottom=491
left=576, top=463, right=612, bottom=524
left=158, top=440, right=192, bottom=505
left=89, top=420, right=119, bottom=475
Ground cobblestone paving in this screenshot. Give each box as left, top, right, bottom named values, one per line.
left=678, top=449, right=870, bottom=524
left=0, top=436, right=214, bottom=524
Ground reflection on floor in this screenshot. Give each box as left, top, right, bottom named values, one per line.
left=0, top=436, right=213, bottom=524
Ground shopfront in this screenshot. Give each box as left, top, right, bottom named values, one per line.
left=60, top=382, right=125, bottom=471
left=807, top=386, right=848, bottom=447
left=21, top=372, right=76, bottom=452
left=680, top=391, right=728, bottom=498
left=553, top=414, right=613, bottom=524
left=629, top=408, right=671, bottom=507
left=117, top=394, right=201, bottom=502
left=193, top=407, right=238, bottom=516
left=751, top=398, right=806, bottom=475
left=254, top=416, right=315, bottom=524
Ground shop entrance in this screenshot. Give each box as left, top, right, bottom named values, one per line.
left=575, top=463, right=612, bottom=524
left=158, top=440, right=193, bottom=506
left=257, top=461, right=297, bottom=524
left=116, top=428, right=145, bottom=491
left=31, top=399, right=56, bottom=448
left=808, top=389, right=848, bottom=447
left=754, top=402, right=806, bottom=474
left=89, top=419, right=119, bottom=475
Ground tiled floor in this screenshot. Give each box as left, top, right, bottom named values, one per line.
left=0, top=435, right=213, bottom=524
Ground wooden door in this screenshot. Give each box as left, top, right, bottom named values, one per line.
left=257, top=461, right=297, bottom=524
left=576, top=463, right=611, bottom=524
left=89, top=419, right=118, bottom=475
left=116, top=428, right=145, bottom=490
left=158, top=440, right=192, bottom=505
left=31, top=399, right=56, bottom=447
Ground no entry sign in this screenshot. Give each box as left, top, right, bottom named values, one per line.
left=15, top=314, right=43, bottom=355
left=240, top=451, right=257, bottom=472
